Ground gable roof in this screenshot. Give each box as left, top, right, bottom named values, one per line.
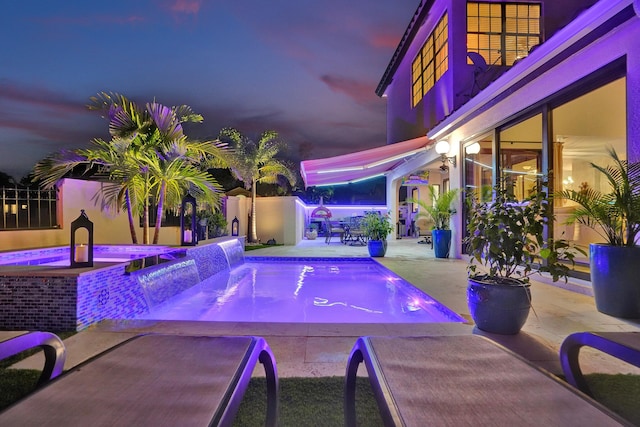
left=376, top=1, right=433, bottom=97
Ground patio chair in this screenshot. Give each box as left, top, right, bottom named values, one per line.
left=324, top=217, right=345, bottom=244
left=560, top=331, right=640, bottom=397
left=0, top=334, right=279, bottom=427
left=345, top=335, right=626, bottom=426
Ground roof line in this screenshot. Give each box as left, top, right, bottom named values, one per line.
left=375, top=1, right=433, bottom=97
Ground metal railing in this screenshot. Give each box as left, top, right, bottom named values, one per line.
left=1, top=186, right=59, bottom=230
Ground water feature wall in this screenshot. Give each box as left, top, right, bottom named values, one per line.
left=0, top=238, right=245, bottom=331
left=136, top=259, right=201, bottom=309
left=218, top=239, right=245, bottom=269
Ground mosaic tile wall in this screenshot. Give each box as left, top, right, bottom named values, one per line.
left=0, top=239, right=245, bottom=331
left=0, top=275, right=79, bottom=331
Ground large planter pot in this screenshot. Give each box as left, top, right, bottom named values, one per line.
left=367, top=240, right=387, bottom=257
left=590, top=244, right=640, bottom=318
left=432, top=229, right=451, bottom=258
left=467, top=276, right=531, bottom=335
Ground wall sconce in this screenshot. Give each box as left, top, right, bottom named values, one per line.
left=70, top=209, right=94, bottom=268
left=231, top=216, right=239, bottom=236
left=465, top=142, right=481, bottom=155
left=435, top=140, right=456, bottom=168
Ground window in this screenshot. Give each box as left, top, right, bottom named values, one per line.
left=412, top=13, right=448, bottom=107
left=467, top=2, right=540, bottom=66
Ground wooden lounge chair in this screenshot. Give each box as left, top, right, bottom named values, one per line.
left=560, top=331, right=640, bottom=397
left=345, top=335, right=628, bottom=426
left=0, top=333, right=279, bottom=427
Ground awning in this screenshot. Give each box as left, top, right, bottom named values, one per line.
left=301, top=136, right=431, bottom=187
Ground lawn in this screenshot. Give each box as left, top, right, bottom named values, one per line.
left=1, top=368, right=639, bottom=425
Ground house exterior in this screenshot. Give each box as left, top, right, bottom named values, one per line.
left=367, top=0, right=638, bottom=279
left=301, top=0, right=638, bottom=279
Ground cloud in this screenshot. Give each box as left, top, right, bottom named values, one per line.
left=319, top=74, right=381, bottom=108
left=0, top=80, right=87, bottom=117
left=32, top=14, right=145, bottom=26
left=168, top=0, right=203, bottom=15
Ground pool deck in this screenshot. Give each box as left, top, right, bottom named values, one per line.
left=8, top=237, right=640, bottom=378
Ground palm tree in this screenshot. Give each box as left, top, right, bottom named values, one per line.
left=408, top=185, right=459, bottom=230
left=34, top=92, right=227, bottom=244
left=89, top=93, right=227, bottom=244
left=33, top=137, right=144, bottom=243
left=219, top=128, right=297, bottom=242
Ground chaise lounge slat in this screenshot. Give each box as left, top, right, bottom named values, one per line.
left=0, top=334, right=279, bottom=427
left=560, top=331, right=640, bottom=397
left=345, top=335, right=628, bottom=426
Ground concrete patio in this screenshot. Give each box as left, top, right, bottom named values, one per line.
left=10, top=237, right=640, bottom=379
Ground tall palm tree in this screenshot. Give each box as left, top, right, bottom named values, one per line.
left=34, top=92, right=227, bottom=244
left=219, top=128, right=297, bottom=242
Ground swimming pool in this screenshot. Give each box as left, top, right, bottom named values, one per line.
left=138, top=257, right=464, bottom=324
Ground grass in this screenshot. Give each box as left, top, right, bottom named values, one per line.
left=233, top=376, right=382, bottom=426
left=2, top=370, right=639, bottom=425
left=245, top=243, right=284, bottom=251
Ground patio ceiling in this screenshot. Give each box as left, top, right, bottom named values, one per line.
left=300, top=136, right=431, bottom=187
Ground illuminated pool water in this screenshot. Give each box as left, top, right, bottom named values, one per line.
left=138, top=257, right=464, bottom=323
left=0, top=245, right=183, bottom=267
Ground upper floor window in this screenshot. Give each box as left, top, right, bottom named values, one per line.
left=467, top=2, right=540, bottom=67
left=412, top=13, right=448, bottom=107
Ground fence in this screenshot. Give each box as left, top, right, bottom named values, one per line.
left=1, top=186, right=59, bottom=230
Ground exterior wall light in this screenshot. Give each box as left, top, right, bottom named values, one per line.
left=465, top=142, right=481, bottom=154
left=435, top=140, right=457, bottom=168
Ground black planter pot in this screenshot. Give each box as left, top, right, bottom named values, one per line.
left=590, top=244, right=640, bottom=318
left=467, top=276, right=531, bottom=335
left=367, top=240, right=387, bottom=257
left=432, top=229, right=451, bottom=258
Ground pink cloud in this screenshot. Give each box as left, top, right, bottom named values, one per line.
left=370, top=32, right=402, bottom=49
left=169, top=0, right=203, bottom=15
left=320, top=75, right=378, bottom=107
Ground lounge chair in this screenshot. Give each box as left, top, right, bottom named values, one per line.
left=0, top=331, right=66, bottom=386
left=560, top=331, right=640, bottom=397
left=0, top=333, right=279, bottom=427
left=345, top=335, right=627, bottom=426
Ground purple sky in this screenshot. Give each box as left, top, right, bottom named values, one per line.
left=0, top=0, right=418, bottom=181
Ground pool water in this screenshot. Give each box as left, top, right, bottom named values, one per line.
left=0, top=245, right=184, bottom=267
left=138, top=257, right=464, bottom=323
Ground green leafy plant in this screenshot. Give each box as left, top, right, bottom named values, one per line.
left=408, top=185, right=459, bottom=230
left=361, top=213, right=393, bottom=241
left=556, top=147, right=640, bottom=247
left=465, top=179, right=584, bottom=284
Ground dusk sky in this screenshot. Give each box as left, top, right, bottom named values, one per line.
left=0, top=0, right=418, bottom=181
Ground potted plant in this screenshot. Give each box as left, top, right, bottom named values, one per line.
left=408, top=185, right=459, bottom=258
left=361, top=212, right=394, bottom=257
left=465, top=179, right=583, bottom=334
left=557, top=147, right=640, bottom=318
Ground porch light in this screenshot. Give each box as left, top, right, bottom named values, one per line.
left=466, top=142, right=481, bottom=155
left=435, top=140, right=456, bottom=168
